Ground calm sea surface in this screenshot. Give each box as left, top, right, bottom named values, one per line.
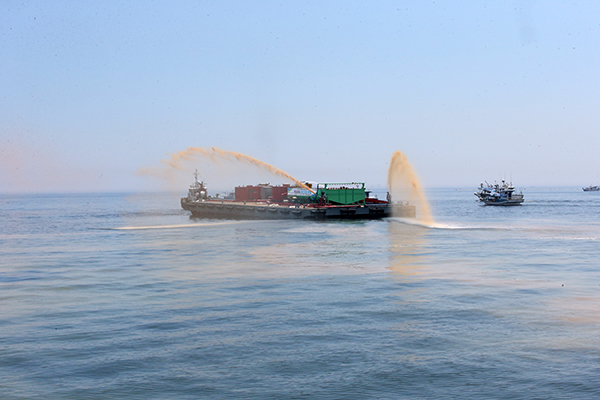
left=1, top=188, right=600, bottom=399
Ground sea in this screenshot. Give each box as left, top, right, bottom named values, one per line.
left=1, top=187, right=600, bottom=399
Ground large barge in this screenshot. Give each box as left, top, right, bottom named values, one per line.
left=181, top=172, right=415, bottom=220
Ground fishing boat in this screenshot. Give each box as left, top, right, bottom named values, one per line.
left=474, top=182, right=494, bottom=201
left=181, top=172, right=416, bottom=220
left=475, top=180, right=524, bottom=206
left=582, top=185, right=599, bottom=192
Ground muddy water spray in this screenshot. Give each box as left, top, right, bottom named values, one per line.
left=387, top=151, right=434, bottom=224
left=163, top=147, right=314, bottom=192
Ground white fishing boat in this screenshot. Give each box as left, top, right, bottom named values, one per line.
left=474, top=182, right=494, bottom=201
left=582, top=185, right=599, bottom=192
left=475, top=180, right=524, bottom=206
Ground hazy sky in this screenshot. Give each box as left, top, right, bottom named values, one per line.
left=2, top=1, right=599, bottom=193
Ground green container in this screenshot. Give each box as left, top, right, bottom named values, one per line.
left=317, top=183, right=366, bottom=205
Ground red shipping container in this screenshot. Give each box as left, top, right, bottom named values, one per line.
left=235, top=186, right=249, bottom=202
left=235, top=185, right=259, bottom=201
left=271, top=186, right=289, bottom=201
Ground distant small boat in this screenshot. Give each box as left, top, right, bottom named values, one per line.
left=582, top=185, right=600, bottom=192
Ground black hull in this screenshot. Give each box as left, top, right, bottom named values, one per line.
left=181, top=199, right=416, bottom=220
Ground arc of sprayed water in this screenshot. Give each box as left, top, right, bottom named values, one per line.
left=387, top=150, right=434, bottom=224
left=164, top=147, right=315, bottom=193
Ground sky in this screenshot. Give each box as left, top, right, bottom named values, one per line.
left=1, top=1, right=599, bottom=193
